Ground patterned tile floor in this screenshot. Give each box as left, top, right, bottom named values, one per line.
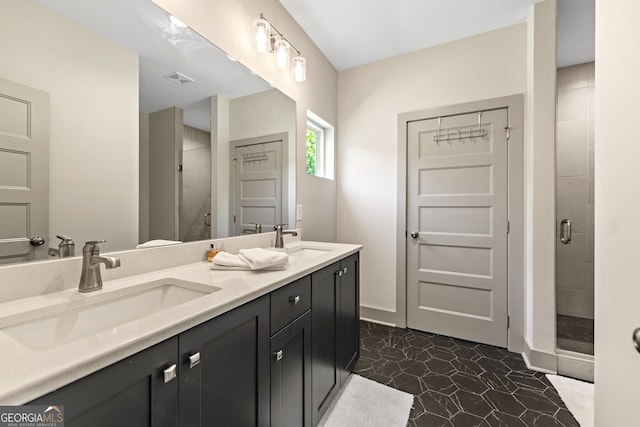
left=355, top=321, right=579, bottom=427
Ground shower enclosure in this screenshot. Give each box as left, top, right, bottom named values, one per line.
left=555, top=62, right=595, bottom=356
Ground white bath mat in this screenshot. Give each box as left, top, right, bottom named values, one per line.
left=318, top=374, right=413, bottom=427
left=546, top=374, right=594, bottom=427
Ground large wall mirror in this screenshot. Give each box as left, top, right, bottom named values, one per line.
left=0, top=0, right=296, bottom=265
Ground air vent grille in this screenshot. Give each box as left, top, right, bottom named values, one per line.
left=163, top=71, right=195, bottom=86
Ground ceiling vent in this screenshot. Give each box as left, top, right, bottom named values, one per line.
left=163, top=71, right=195, bottom=86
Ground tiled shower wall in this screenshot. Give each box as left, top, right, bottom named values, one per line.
left=556, top=62, right=595, bottom=319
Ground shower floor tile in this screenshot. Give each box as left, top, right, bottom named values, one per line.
left=557, top=315, right=594, bottom=355
left=355, top=321, right=579, bottom=427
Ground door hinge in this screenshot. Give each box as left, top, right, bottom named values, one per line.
left=507, top=221, right=510, bottom=234
left=177, top=164, right=183, bottom=172
left=507, top=315, right=510, bottom=328
left=505, top=126, right=511, bottom=140
left=233, top=158, right=237, bottom=167
left=233, top=214, right=236, bottom=223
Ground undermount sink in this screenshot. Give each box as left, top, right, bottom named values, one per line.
left=1, top=279, right=220, bottom=351
left=287, top=247, right=332, bottom=258
left=269, top=244, right=333, bottom=260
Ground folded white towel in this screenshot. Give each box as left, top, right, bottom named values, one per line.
left=211, top=252, right=250, bottom=268
left=211, top=264, right=287, bottom=271
left=238, top=248, right=289, bottom=270
left=136, top=239, right=182, bottom=249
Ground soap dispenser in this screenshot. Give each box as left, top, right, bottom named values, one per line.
left=207, top=243, right=224, bottom=261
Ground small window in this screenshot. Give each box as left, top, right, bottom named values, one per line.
left=306, top=111, right=334, bottom=179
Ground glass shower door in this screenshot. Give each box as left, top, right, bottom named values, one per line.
left=555, top=62, right=595, bottom=355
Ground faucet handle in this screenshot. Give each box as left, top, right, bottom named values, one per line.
left=56, top=235, right=74, bottom=245
left=83, top=240, right=106, bottom=252
left=274, top=224, right=288, bottom=231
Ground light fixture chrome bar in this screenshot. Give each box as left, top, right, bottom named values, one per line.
left=259, top=13, right=301, bottom=57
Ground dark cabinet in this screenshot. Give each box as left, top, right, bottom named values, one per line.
left=30, top=337, right=179, bottom=427
left=338, top=253, right=360, bottom=386
left=30, top=296, right=270, bottom=427
left=311, top=262, right=340, bottom=425
left=179, top=295, right=270, bottom=427
left=270, top=311, right=312, bottom=427
left=28, top=252, right=359, bottom=427
left=311, top=253, right=360, bottom=425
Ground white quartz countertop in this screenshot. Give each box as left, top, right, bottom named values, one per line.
left=0, top=241, right=361, bottom=404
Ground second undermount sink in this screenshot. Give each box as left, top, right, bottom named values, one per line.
left=268, top=244, right=333, bottom=260
left=288, top=247, right=332, bottom=258
left=1, top=279, right=220, bottom=351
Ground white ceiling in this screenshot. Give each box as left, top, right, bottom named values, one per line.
left=279, top=0, right=595, bottom=71
left=34, top=0, right=271, bottom=132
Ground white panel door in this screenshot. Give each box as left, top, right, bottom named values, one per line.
left=407, top=109, right=509, bottom=347
left=232, top=138, right=283, bottom=235
left=0, top=77, right=49, bottom=264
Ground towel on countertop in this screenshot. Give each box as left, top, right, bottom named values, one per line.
left=136, top=239, right=182, bottom=249
left=239, top=248, right=289, bottom=270
left=211, top=251, right=251, bottom=268
left=211, top=248, right=289, bottom=271
left=211, top=264, right=287, bottom=271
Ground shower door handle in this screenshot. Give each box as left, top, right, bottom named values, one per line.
left=204, top=212, right=211, bottom=227
left=560, top=219, right=572, bottom=244
left=633, top=328, right=640, bottom=354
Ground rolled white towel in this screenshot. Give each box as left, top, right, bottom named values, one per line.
left=211, top=252, right=250, bottom=269
left=238, top=248, right=289, bottom=270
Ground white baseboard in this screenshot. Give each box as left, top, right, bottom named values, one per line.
left=360, top=305, right=399, bottom=327
left=557, top=350, right=594, bottom=382
left=522, top=339, right=558, bottom=374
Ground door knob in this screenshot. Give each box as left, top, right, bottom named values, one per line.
left=410, top=232, right=419, bottom=239
left=29, top=236, right=46, bottom=246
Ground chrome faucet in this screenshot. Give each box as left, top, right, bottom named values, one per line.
left=48, top=234, right=75, bottom=258
left=79, top=240, right=121, bottom=293
left=242, top=223, right=262, bottom=234
left=274, top=224, right=298, bottom=249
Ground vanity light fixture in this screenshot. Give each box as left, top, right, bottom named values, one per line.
left=254, top=13, right=306, bottom=82
left=292, top=56, right=306, bottom=83
left=254, top=16, right=271, bottom=53
left=275, top=38, right=290, bottom=69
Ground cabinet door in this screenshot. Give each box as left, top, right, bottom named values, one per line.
left=179, top=295, right=270, bottom=427
left=311, top=262, right=340, bottom=425
left=30, top=337, right=179, bottom=427
left=339, top=253, right=360, bottom=386
left=271, top=311, right=312, bottom=427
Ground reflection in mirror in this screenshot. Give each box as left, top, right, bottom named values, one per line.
left=0, top=0, right=296, bottom=265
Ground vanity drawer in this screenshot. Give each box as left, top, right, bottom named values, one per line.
left=270, top=276, right=311, bottom=335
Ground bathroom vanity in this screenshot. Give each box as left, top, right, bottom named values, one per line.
left=0, top=237, right=360, bottom=427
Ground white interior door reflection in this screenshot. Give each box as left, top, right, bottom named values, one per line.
left=231, top=135, right=284, bottom=236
